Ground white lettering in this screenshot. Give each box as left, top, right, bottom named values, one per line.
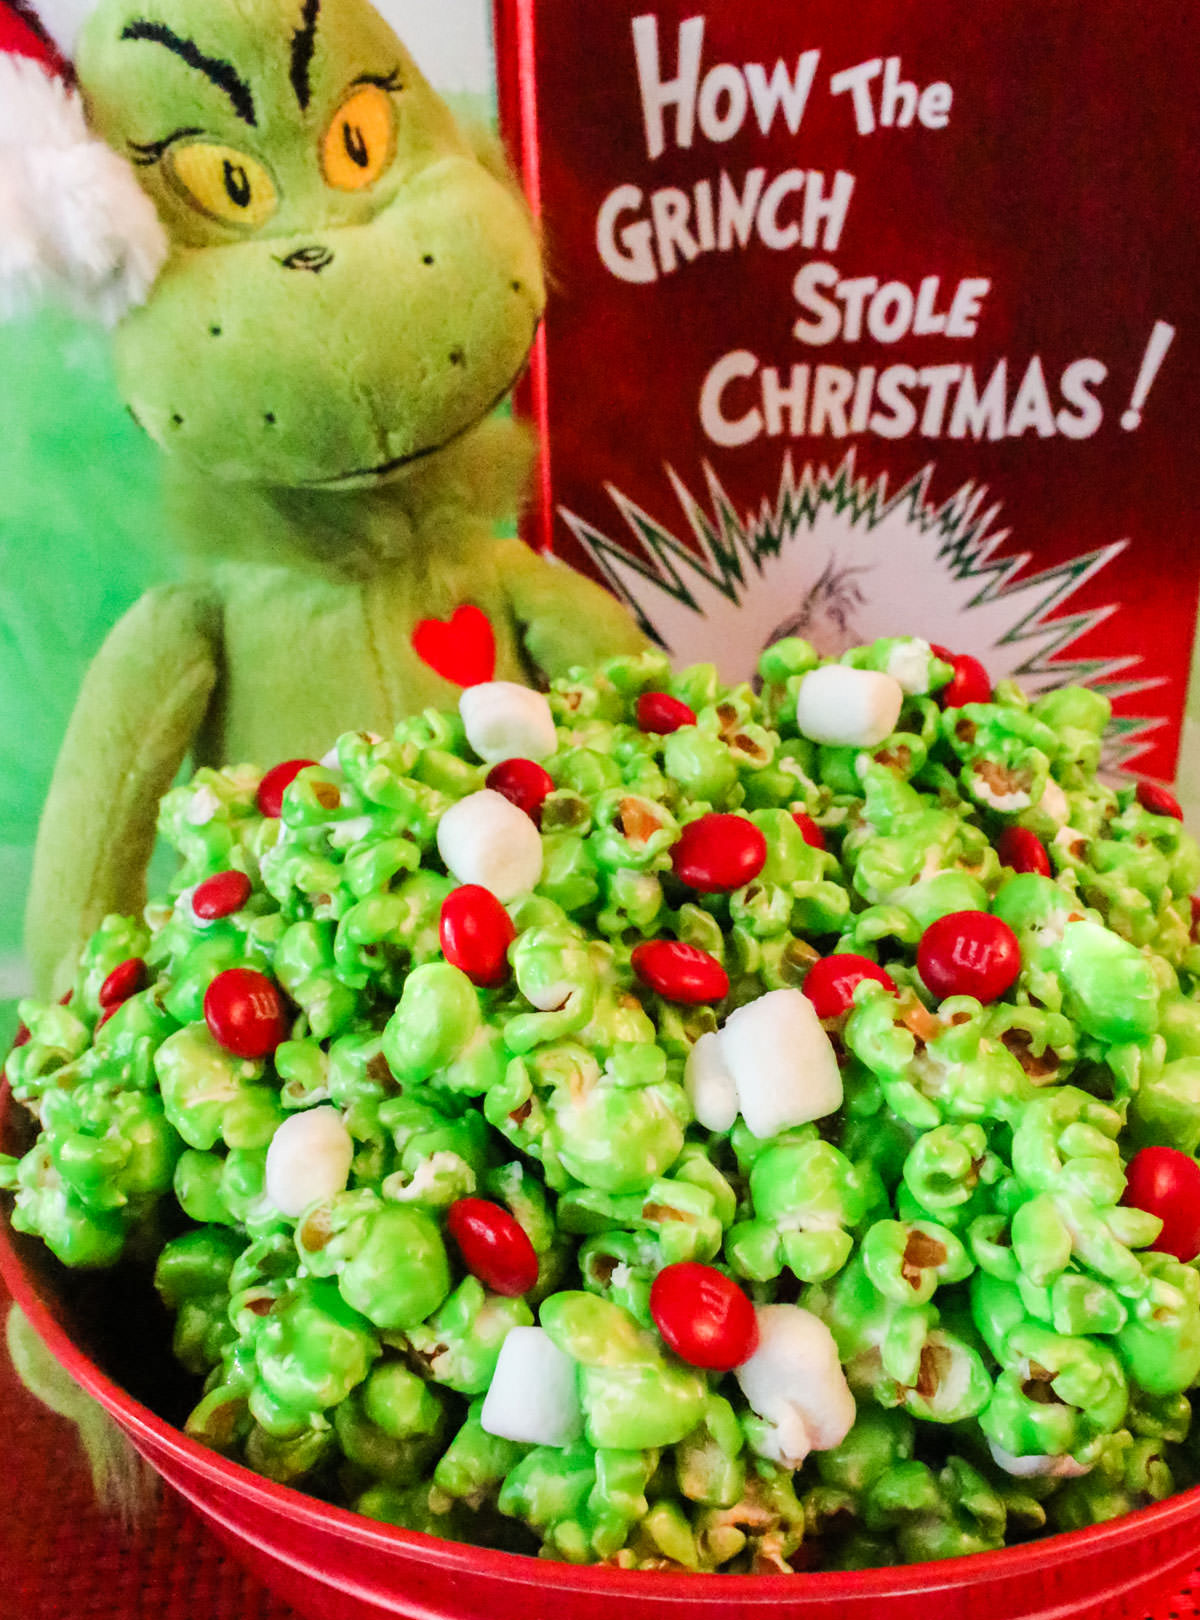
left=699, top=349, right=762, bottom=447
left=745, top=51, right=820, bottom=135
left=597, top=185, right=657, bottom=284
left=633, top=13, right=705, bottom=159
left=829, top=59, right=882, bottom=134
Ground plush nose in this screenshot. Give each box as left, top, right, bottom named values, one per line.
left=279, top=245, right=334, bottom=273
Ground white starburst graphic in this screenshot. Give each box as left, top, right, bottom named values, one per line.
left=559, top=452, right=1163, bottom=769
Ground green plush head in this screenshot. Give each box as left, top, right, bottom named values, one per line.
left=77, top=0, right=545, bottom=488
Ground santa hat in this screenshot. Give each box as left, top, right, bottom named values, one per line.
left=0, top=0, right=167, bottom=324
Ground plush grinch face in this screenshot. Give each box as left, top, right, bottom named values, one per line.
left=78, top=0, right=544, bottom=487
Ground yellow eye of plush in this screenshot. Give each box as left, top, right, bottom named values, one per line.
left=168, top=143, right=277, bottom=228
left=322, top=84, right=395, bottom=191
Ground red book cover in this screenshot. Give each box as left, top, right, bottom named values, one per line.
left=495, top=0, right=1199, bottom=778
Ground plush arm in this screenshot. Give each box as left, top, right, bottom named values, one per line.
left=26, top=584, right=220, bottom=998
left=494, top=538, right=650, bottom=678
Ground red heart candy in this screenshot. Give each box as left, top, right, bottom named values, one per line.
left=412, top=604, right=496, bottom=688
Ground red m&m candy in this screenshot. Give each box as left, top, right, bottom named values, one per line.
left=440, top=886, right=516, bottom=988
left=650, top=1262, right=759, bottom=1370
left=204, top=969, right=289, bottom=1058
left=671, top=814, right=767, bottom=893
left=917, top=911, right=1020, bottom=1004
left=804, top=954, right=897, bottom=1020
left=447, top=1198, right=539, bottom=1296
left=632, top=940, right=729, bottom=1004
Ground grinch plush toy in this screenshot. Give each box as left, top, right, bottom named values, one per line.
left=2, top=0, right=646, bottom=1000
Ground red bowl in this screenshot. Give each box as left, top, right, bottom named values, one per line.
left=3, top=1081, right=1200, bottom=1620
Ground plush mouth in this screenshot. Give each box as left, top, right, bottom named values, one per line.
left=297, top=336, right=538, bottom=492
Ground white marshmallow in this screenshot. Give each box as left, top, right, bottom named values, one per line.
left=480, top=1326, right=583, bottom=1448
left=685, top=1030, right=739, bottom=1133
left=460, top=682, right=558, bottom=764
left=885, top=638, right=934, bottom=695
left=735, top=1305, right=855, bottom=1467
left=988, top=1441, right=1092, bottom=1480
left=265, top=1106, right=354, bottom=1218
left=718, top=988, right=842, bottom=1138
left=794, top=666, right=904, bottom=748
left=436, top=790, right=544, bottom=902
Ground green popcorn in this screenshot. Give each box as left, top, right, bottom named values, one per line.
left=408, top=1278, right=533, bottom=1393
left=1048, top=1431, right=1174, bottom=1533
left=159, top=930, right=274, bottom=1026
left=155, top=1226, right=245, bottom=1375
left=578, top=1231, right=656, bottom=1323
left=355, top=1482, right=464, bottom=1538
left=902, top=1124, right=999, bottom=1225
left=728, top=1139, right=867, bottom=1284
left=589, top=790, right=679, bottom=873
left=41, top=1084, right=180, bottom=1214
left=1115, top=1253, right=1200, bottom=1395
left=435, top=1398, right=529, bottom=1501
left=275, top=1038, right=332, bottom=1110
left=1010, top=1087, right=1125, bottom=1203
left=811, top=1256, right=989, bottom=1422
left=863, top=1456, right=1006, bottom=1562
left=1051, top=920, right=1159, bottom=1043
left=9, top=1140, right=127, bottom=1267
left=1050, top=1272, right=1128, bottom=1337
left=5, top=998, right=91, bottom=1109
left=157, top=764, right=263, bottom=888
left=325, top=1028, right=398, bottom=1143
left=861, top=1220, right=972, bottom=1305
left=539, top=1292, right=707, bottom=1451
left=1032, top=686, right=1111, bottom=737
left=890, top=872, right=990, bottom=932
left=1128, top=1055, right=1200, bottom=1155
left=691, top=1465, right=807, bottom=1572
left=377, top=1091, right=492, bottom=1204
left=980, top=1324, right=1128, bottom=1461
left=498, top=1441, right=653, bottom=1564
left=674, top=1396, right=747, bottom=1509
left=155, top=1024, right=284, bottom=1152
left=272, top=920, right=361, bottom=1037
left=342, top=832, right=421, bottom=903
left=296, top=1191, right=451, bottom=1332
left=250, top=1276, right=380, bottom=1439
left=246, top=1422, right=338, bottom=1487
left=382, top=963, right=481, bottom=1082
left=816, top=1405, right=916, bottom=1495
left=544, top=1049, right=688, bottom=1197
left=662, top=726, right=739, bottom=807
left=334, top=1363, right=446, bottom=1486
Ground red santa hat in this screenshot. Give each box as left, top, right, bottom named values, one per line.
left=0, top=0, right=167, bottom=323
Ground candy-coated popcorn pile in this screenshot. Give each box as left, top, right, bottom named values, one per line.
left=7, top=635, right=1200, bottom=1573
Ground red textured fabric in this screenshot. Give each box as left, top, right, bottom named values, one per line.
left=0, top=1262, right=1198, bottom=1620
left=0, top=1270, right=297, bottom=1620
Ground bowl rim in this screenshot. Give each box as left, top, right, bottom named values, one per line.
left=4, top=1079, right=1200, bottom=1601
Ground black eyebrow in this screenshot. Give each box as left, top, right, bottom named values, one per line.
left=354, top=68, right=404, bottom=91
left=127, top=125, right=203, bottom=165
left=290, top=0, right=321, bottom=110
left=121, top=20, right=257, bottom=126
